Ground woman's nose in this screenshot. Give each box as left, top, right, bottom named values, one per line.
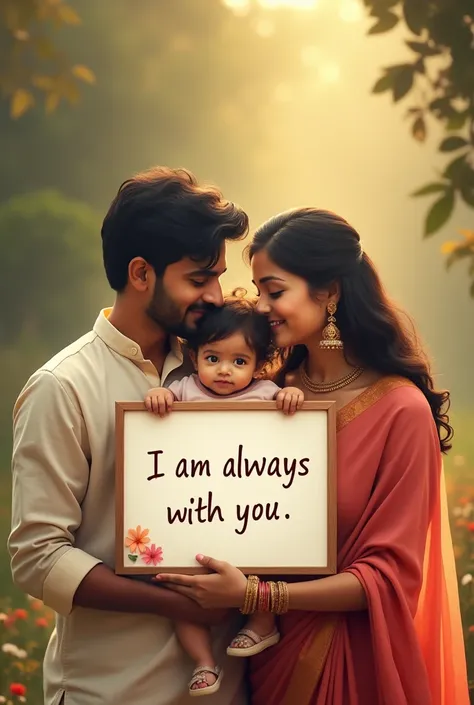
left=256, top=298, right=271, bottom=314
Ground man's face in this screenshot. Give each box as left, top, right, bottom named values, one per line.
left=146, top=246, right=227, bottom=338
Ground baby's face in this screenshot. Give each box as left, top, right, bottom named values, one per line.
left=196, top=332, right=258, bottom=395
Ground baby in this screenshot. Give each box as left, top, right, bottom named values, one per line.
left=145, top=294, right=304, bottom=697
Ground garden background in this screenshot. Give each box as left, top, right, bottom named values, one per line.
left=0, top=1, right=473, bottom=702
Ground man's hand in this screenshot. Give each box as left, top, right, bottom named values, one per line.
left=73, top=564, right=229, bottom=625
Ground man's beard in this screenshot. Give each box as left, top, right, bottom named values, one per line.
left=145, top=279, right=214, bottom=339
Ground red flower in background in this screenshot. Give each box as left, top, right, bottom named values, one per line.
left=467, top=522, right=474, bottom=533
left=10, top=683, right=27, bottom=696
left=13, top=609, right=27, bottom=620
left=35, top=617, right=48, bottom=628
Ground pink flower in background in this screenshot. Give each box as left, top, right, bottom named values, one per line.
left=141, top=544, right=163, bottom=566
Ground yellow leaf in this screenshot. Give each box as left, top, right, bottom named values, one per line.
left=45, top=92, right=60, bottom=114
left=32, top=74, right=54, bottom=90
left=57, top=3, right=81, bottom=25
left=71, top=64, right=96, bottom=84
left=10, top=88, right=34, bottom=118
left=440, top=241, right=460, bottom=254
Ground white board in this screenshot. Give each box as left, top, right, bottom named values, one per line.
left=115, top=401, right=337, bottom=575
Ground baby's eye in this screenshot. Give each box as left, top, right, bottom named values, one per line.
left=205, top=355, right=219, bottom=363
left=234, top=358, right=247, bottom=366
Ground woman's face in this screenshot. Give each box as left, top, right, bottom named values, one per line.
left=252, top=249, right=329, bottom=349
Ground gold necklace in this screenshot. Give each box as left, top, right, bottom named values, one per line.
left=300, top=363, right=364, bottom=394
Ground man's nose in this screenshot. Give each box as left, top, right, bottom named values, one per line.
left=202, top=280, right=224, bottom=307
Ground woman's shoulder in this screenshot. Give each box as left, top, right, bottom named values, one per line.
left=374, top=376, right=433, bottom=422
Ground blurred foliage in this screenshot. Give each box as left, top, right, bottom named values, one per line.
left=364, top=0, right=474, bottom=295
left=0, top=0, right=95, bottom=118
left=0, top=190, right=105, bottom=347
left=0, top=190, right=107, bottom=446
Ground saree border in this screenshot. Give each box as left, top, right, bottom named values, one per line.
left=336, top=375, right=415, bottom=433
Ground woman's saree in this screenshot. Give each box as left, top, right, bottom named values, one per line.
left=250, top=377, right=469, bottom=705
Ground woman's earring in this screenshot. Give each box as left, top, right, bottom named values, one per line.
left=319, top=302, right=343, bottom=350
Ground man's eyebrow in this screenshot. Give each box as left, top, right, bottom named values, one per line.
left=188, top=267, right=227, bottom=277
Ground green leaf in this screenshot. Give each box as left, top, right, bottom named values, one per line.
left=403, top=0, right=427, bottom=35
left=424, top=190, right=455, bottom=237
left=411, top=183, right=447, bottom=197
left=392, top=66, right=414, bottom=102
left=446, top=112, right=468, bottom=131
left=444, top=155, right=468, bottom=181
left=460, top=185, right=474, bottom=208
left=128, top=554, right=138, bottom=563
left=405, top=40, right=440, bottom=57
left=439, top=136, right=468, bottom=152
left=372, top=73, right=394, bottom=94
left=368, top=11, right=399, bottom=34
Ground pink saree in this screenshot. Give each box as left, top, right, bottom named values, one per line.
left=250, top=377, right=469, bottom=705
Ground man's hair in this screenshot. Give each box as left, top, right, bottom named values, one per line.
left=101, top=166, right=249, bottom=291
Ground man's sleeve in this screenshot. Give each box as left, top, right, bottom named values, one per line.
left=8, top=370, right=102, bottom=616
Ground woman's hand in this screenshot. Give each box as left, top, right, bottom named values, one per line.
left=153, top=554, right=247, bottom=610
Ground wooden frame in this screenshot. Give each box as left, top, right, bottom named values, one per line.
left=115, top=400, right=337, bottom=576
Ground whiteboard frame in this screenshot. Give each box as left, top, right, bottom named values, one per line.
left=115, top=400, right=337, bottom=576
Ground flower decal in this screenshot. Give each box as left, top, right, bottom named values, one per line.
left=141, top=544, right=164, bottom=566
left=124, top=525, right=150, bottom=554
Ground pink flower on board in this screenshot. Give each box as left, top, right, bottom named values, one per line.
left=141, top=544, right=163, bottom=566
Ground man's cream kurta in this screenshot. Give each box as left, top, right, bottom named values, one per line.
left=9, top=309, right=247, bottom=705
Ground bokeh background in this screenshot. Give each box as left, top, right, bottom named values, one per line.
left=0, top=1, right=473, bottom=702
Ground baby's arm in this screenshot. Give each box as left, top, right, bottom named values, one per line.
left=145, top=377, right=188, bottom=417
left=275, top=386, right=304, bottom=416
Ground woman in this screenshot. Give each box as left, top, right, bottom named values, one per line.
left=155, top=209, right=469, bottom=704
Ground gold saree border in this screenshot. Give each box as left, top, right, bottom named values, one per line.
left=279, top=614, right=339, bottom=705
left=336, top=375, right=415, bottom=433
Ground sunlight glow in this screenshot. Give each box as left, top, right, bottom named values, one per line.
left=253, top=17, right=276, bottom=36
left=319, top=62, right=341, bottom=83
left=339, top=0, right=364, bottom=22
left=222, top=0, right=251, bottom=15
left=274, top=83, right=294, bottom=101
left=300, top=45, right=321, bottom=68
left=257, top=0, right=319, bottom=9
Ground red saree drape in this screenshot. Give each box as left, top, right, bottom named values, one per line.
left=250, top=377, right=469, bottom=705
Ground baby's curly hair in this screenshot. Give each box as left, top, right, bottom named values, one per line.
left=187, top=288, right=277, bottom=375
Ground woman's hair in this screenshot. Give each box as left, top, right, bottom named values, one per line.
left=247, top=207, right=453, bottom=453
left=187, top=289, right=276, bottom=372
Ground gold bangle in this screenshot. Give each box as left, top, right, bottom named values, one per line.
left=268, top=581, right=277, bottom=613
left=276, top=581, right=289, bottom=615
left=241, top=575, right=259, bottom=615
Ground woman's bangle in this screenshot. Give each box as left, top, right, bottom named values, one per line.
left=241, top=577, right=290, bottom=615
left=241, top=575, right=259, bottom=615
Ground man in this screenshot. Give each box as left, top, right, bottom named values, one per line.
left=8, top=167, right=249, bottom=705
